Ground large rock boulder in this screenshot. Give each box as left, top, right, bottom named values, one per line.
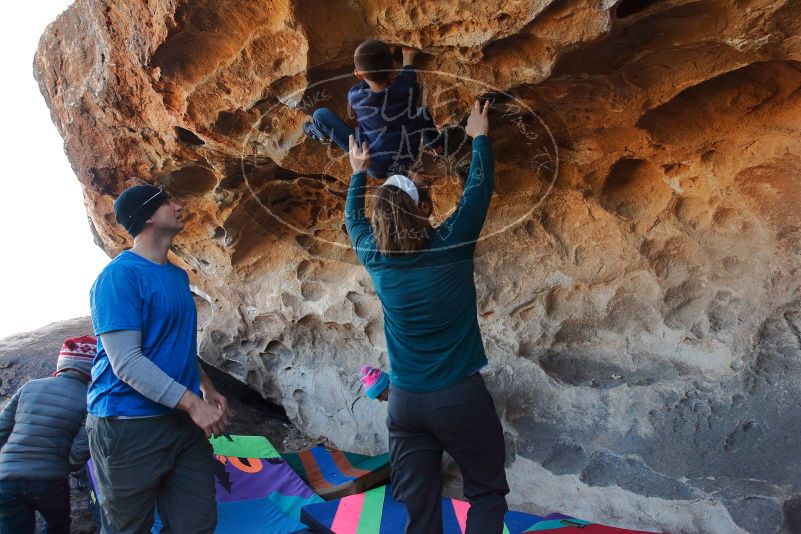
left=33, top=1, right=801, bottom=532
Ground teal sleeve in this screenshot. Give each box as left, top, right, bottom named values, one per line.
left=437, top=135, right=494, bottom=247
left=344, top=171, right=376, bottom=265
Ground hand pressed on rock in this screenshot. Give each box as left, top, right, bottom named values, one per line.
left=349, top=134, right=370, bottom=173
left=402, top=46, right=418, bottom=66
left=465, top=99, right=491, bottom=138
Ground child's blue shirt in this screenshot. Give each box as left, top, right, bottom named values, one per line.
left=348, top=65, right=431, bottom=178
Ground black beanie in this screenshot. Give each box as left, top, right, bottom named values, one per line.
left=114, top=185, right=168, bottom=237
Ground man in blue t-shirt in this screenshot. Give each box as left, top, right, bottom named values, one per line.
left=88, top=184, right=229, bottom=533
left=304, top=40, right=443, bottom=179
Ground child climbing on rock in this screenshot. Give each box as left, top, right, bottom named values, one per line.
left=360, top=365, right=390, bottom=402
left=304, top=39, right=443, bottom=179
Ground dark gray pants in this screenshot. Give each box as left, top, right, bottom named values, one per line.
left=87, top=413, right=216, bottom=534
left=388, top=373, right=509, bottom=534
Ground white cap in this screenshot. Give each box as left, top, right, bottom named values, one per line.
left=381, top=174, right=419, bottom=205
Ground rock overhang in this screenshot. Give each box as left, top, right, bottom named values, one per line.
left=34, top=1, right=801, bottom=532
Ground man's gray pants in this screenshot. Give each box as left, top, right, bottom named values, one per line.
left=388, top=373, right=510, bottom=534
left=87, top=412, right=216, bottom=534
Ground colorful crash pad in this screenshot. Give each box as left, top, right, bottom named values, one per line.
left=300, top=486, right=660, bottom=534
left=283, top=445, right=390, bottom=499
left=88, top=435, right=322, bottom=534
left=300, top=485, right=544, bottom=534
left=83, top=463, right=102, bottom=525
left=521, top=513, right=658, bottom=533
left=207, top=434, right=322, bottom=532
left=215, top=497, right=310, bottom=534
left=210, top=433, right=282, bottom=458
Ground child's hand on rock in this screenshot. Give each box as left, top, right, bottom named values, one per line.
left=402, top=46, right=418, bottom=65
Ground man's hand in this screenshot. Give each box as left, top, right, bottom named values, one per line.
left=465, top=100, right=491, bottom=138
left=349, top=134, right=370, bottom=173
left=177, top=390, right=227, bottom=439
left=402, top=46, right=418, bottom=66
left=203, top=389, right=229, bottom=421
left=200, top=375, right=230, bottom=428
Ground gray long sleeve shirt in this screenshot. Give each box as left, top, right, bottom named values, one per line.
left=100, top=330, right=205, bottom=410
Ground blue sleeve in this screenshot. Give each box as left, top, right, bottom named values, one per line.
left=344, top=171, right=376, bottom=265
left=389, top=65, right=419, bottom=102
left=398, top=64, right=417, bottom=81
left=436, top=135, right=494, bottom=248
left=90, top=264, right=144, bottom=335
left=348, top=81, right=369, bottom=108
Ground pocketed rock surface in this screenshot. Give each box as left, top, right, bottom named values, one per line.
left=33, top=1, right=801, bottom=532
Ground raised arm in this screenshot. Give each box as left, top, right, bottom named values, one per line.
left=345, top=135, right=377, bottom=264
left=439, top=100, right=494, bottom=247
left=388, top=48, right=419, bottom=106
left=401, top=46, right=418, bottom=68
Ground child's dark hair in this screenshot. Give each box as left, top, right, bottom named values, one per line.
left=354, top=40, right=393, bottom=83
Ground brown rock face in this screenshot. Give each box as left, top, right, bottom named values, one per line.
left=34, top=1, right=801, bottom=532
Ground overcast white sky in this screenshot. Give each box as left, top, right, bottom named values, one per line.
left=0, top=2, right=109, bottom=339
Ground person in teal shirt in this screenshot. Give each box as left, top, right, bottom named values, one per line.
left=345, top=100, right=509, bottom=533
